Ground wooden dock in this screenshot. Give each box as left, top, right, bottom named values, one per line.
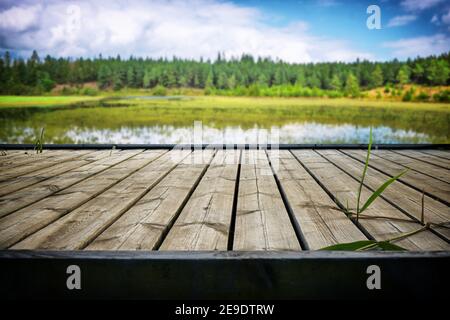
left=1, top=146, right=449, bottom=252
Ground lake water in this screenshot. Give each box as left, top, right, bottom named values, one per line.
left=0, top=100, right=448, bottom=144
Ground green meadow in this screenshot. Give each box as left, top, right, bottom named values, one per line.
left=0, top=95, right=448, bottom=144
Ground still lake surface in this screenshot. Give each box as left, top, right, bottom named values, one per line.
left=1, top=99, right=448, bottom=144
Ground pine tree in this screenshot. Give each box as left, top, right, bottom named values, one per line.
left=113, top=71, right=123, bottom=91
left=307, top=72, right=321, bottom=88
left=178, top=74, right=188, bottom=87
left=26, top=50, right=40, bottom=85
left=426, top=60, right=449, bottom=85
left=205, top=70, right=214, bottom=88
left=345, top=72, right=360, bottom=97
left=295, top=70, right=306, bottom=87
left=36, top=71, right=55, bottom=92
left=370, top=65, right=384, bottom=88
left=143, top=69, right=152, bottom=88
left=217, top=72, right=227, bottom=89
left=274, top=68, right=286, bottom=85
left=127, top=67, right=136, bottom=87
left=330, top=74, right=342, bottom=91
left=97, top=65, right=111, bottom=89
left=227, top=74, right=236, bottom=89
left=411, top=62, right=424, bottom=83
left=257, top=73, right=268, bottom=87
left=396, top=65, right=410, bottom=86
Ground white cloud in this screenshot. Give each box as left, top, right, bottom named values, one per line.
left=0, top=4, right=42, bottom=32
left=387, top=15, right=417, bottom=27
left=442, top=8, right=450, bottom=24
left=400, top=0, right=444, bottom=11
left=383, top=33, right=450, bottom=58
left=431, top=14, right=440, bottom=25
left=0, top=0, right=372, bottom=63
left=317, top=0, right=340, bottom=7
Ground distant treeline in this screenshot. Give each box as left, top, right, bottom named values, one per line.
left=0, top=50, right=449, bottom=96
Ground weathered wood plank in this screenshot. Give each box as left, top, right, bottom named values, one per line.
left=86, top=149, right=216, bottom=250
left=0, top=150, right=66, bottom=169
left=233, top=150, right=301, bottom=251
left=373, top=150, right=450, bottom=182
left=393, top=150, right=450, bottom=170
left=292, top=150, right=449, bottom=251
left=0, top=151, right=112, bottom=197
left=0, top=150, right=167, bottom=249
left=342, top=149, right=450, bottom=204
left=0, top=150, right=94, bottom=182
left=317, top=149, right=450, bottom=240
left=267, top=150, right=367, bottom=250
left=160, top=149, right=239, bottom=250
left=12, top=149, right=191, bottom=250
left=0, top=150, right=35, bottom=162
left=0, top=150, right=142, bottom=218
left=419, top=149, right=450, bottom=160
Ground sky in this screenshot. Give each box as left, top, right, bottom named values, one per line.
left=0, top=0, right=449, bottom=62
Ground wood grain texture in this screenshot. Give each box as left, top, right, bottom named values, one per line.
left=267, top=150, right=367, bottom=250
left=0, top=150, right=68, bottom=170
left=0, top=151, right=112, bottom=197
left=292, top=150, right=449, bottom=251
left=372, top=150, right=450, bottom=183
left=318, top=149, right=450, bottom=240
left=1, top=148, right=448, bottom=252
left=233, top=150, right=301, bottom=251
left=160, top=149, right=238, bottom=250
left=0, top=150, right=94, bottom=182
left=0, top=150, right=142, bottom=218
left=0, top=150, right=167, bottom=249
left=419, top=149, right=450, bottom=160
left=342, top=149, right=450, bottom=204
left=0, top=150, right=35, bottom=162
left=11, top=149, right=191, bottom=250
left=393, top=150, right=450, bottom=170
left=87, top=149, right=216, bottom=250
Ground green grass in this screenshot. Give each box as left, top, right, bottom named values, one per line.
left=1, top=94, right=449, bottom=111
left=1, top=94, right=448, bottom=144
left=106, top=96, right=450, bottom=112
left=0, top=96, right=103, bottom=108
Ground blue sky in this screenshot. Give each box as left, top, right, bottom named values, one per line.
left=0, top=0, right=449, bottom=62
left=237, top=0, right=450, bottom=59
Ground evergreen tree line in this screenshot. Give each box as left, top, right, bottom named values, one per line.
left=0, top=50, right=449, bottom=95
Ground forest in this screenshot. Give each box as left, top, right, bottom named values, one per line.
left=0, top=50, right=449, bottom=100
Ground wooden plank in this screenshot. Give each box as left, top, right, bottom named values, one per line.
left=0, top=151, right=112, bottom=197
left=292, top=150, right=449, bottom=251
left=0, top=150, right=35, bottom=162
left=160, top=149, right=239, bottom=250
left=393, top=150, right=450, bottom=170
left=0, top=150, right=75, bottom=170
left=233, top=150, right=301, bottom=251
left=342, top=149, right=450, bottom=204
left=0, top=150, right=95, bottom=182
left=420, top=149, right=450, bottom=160
left=372, top=150, right=450, bottom=183
left=317, top=150, right=450, bottom=240
left=0, top=150, right=64, bottom=169
left=0, top=150, right=142, bottom=218
left=0, top=150, right=167, bottom=249
left=86, top=149, right=216, bottom=250
left=267, top=150, right=367, bottom=250
left=11, top=149, right=192, bottom=250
